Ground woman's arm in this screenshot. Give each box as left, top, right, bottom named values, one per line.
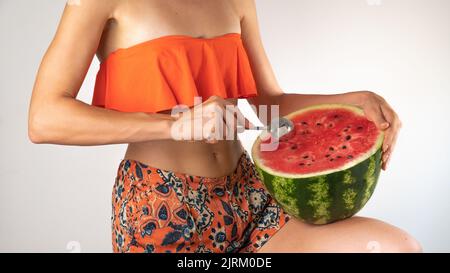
left=238, top=0, right=401, bottom=170
left=28, top=0, right=174, bottom=146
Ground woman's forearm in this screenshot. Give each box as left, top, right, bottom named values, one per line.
left=28, top=96, right=175, bottom=146
left=276, top=91, right=368, bottom=116
left=251, top=91, right=369, bottom=117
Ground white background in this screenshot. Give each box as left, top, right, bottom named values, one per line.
left=1, top=0, right=449, bottom=252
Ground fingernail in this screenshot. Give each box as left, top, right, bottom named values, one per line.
left=383, top=145, right=389, bottom=152
left=381, top=122, right=390, bottom=129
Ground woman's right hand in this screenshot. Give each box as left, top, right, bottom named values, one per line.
left=170, top=96, right=253, bottom=144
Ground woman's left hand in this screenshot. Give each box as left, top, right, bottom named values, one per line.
left=354, top=91, right=402, bottom=170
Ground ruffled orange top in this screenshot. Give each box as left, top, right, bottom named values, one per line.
left=92, top=32, right=258, bottom=113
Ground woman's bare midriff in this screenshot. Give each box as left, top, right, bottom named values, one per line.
left=124, top=140, right=245, bottom=178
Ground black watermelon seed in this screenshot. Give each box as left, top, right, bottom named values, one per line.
left=347, top=155, right=354, bottom=159
left=334, top=115, right=339, bottom=119
left=291, top=144, right=298, bottom=150
left=328, top=124, right=333, bottom=128
left=301, top=121, right=308, bottom=126
left=325, top=154, right=330, bottom=158
left=303, top=155, right=309, bottom=159
left=316, top=123, right=322, bottom=126
left=307, top=163, right=312, bottom=166
left=357, top=126, right=363, bottom=130
left=345, top=135, right=352, bottom=141
left=344, top=128, right=349, bottom=132
left=342, top=145, right=347, bottom=149
left=337, top=156, right=342, bottom=159
left=329, top=147, right=334, bottom=151
left=299, top=163, right=305, bottom=166
left=330, top=158, right=334, bottom=161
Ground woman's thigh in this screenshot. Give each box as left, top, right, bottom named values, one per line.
left=258, top=216, right=421, bottom=253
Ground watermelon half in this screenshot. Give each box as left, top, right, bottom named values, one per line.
left=252, top=104, right=384, bottom=225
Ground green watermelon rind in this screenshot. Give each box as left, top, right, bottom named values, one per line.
left=251, top=104, right=384, bottom=225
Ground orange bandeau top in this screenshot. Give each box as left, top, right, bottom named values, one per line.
left=92, top=32, right=258, bottom=113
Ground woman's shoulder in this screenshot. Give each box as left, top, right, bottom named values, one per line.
left=65, top=0, right=118, bottom=20
left=229, top=0, right=256, bottom=22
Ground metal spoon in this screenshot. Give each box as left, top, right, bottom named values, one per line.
left=240, top=117, right=295, bottom=139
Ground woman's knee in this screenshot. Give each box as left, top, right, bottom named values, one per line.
left=259, top=216, right=422, bottom=253
left=348, top=217, right=422, bottom=253
left=376, top=227, right=422, bottom=253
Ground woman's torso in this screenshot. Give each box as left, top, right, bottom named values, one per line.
left=96, top=0, right=245, bottom=177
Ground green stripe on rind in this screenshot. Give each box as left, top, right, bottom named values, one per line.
left=359, top=148, right=382, bottom=210
left=254, top=147, right=382, bottom=225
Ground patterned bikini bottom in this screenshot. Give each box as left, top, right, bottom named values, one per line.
left=111, top=151, right=290, bottom=253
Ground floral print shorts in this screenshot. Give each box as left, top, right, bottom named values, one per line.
left=111, top=151, right=291, bottom=253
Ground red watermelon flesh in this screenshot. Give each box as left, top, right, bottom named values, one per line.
left=259, top=107, right=380, bottom=175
